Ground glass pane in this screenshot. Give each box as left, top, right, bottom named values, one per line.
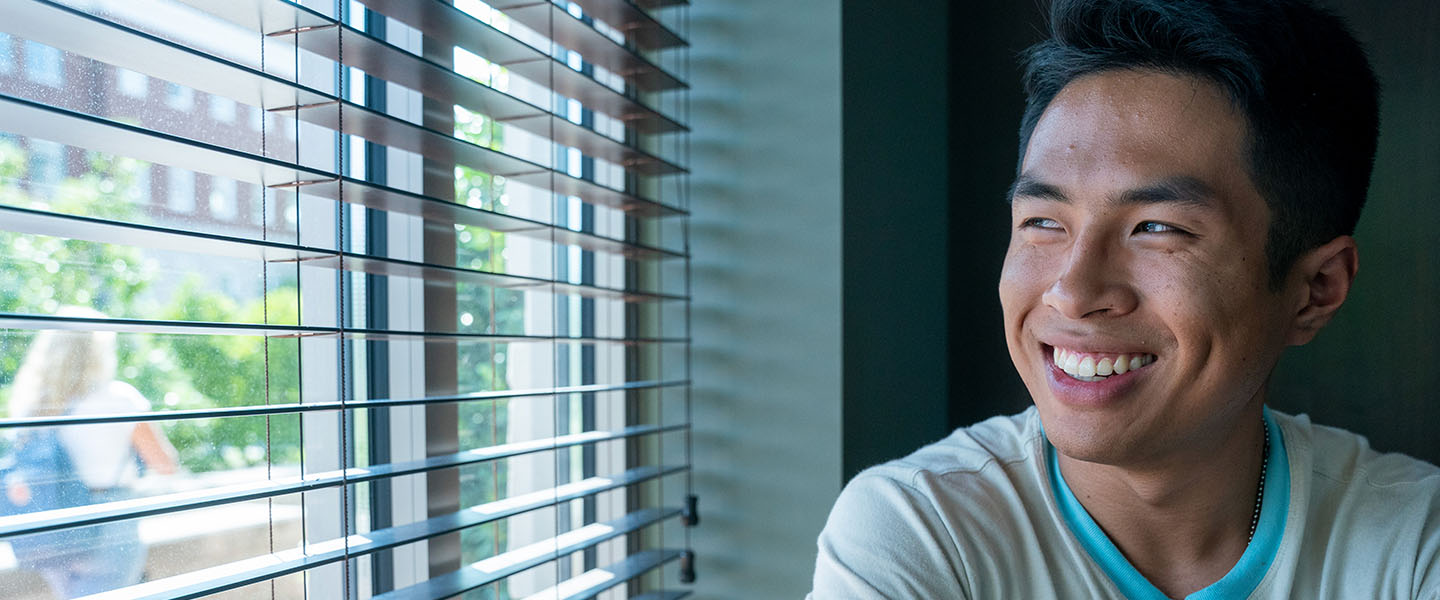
left=0, top=136, right=300, bottom=244
left=0, top=235, right=299, bottom=325
left=0, top=492, right=304, bottom=598
left=0, top=411, right=303, bottom=518
left=0, top=38, right=300, bottom=165
left=0, top=330, right=301, bottom=419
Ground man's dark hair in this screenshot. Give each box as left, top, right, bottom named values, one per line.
left=1017, top=0, right=1381, bottom=287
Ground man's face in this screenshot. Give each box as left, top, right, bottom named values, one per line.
left=1000, top=70, right=1295, bottom=464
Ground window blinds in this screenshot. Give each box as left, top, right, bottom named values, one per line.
left=0, top=0, right=692, bottom=598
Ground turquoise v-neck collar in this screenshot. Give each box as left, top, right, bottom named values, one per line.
left=1046, top=408, right=1290, bottom=600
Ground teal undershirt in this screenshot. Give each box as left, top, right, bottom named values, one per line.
left=1046, top=408, right=1290, bottom=600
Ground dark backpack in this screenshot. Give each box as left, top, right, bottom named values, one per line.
left=0, top=428, right=98, bottom=568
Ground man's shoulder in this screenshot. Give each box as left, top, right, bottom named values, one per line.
left=843, top=408, right=1046, bottom=522
left=1281, top=411, right=1440, bottom=493
left=860, top=407, right=1042, bottom=488
left=815, top=408, right=1079, bottom=599
left=1277, top=411, right=1440, bottom=595
left=1281, top=411, right=1439, bottom=529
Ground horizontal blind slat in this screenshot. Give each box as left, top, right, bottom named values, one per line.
left=0, top=205, right=687, bottom=301
left=0, top=92, right=325, bottom=190
left=351, top=0, right=686, bottom=132
left=0, top=0, right=690, bottom=220
left=632, top=592, right=694, bottom=600
left=337, top=180, right=687, bottom=255
left=2, top=0, right=687, bottom=210
left=630, top=0, right=689, bottom=9
left=281, top=22, right=687, bottom=171
left=315, top=180, right=687, bottom=257
left=0, top=204, right=330, bottom=263
left=0, top=313, right=691, bottom=342
left=371, top=509, right=681, bottom=600
left=0, top=380, right=690, bottom=427
left=493, top=1, right=686, bottom=91
left=503, top=0, right=688, bottom=50
left=281, top=97, right=686, bottom=205
left=79, top=505, right=680, bottom=600
left=0, top=0, right=330, bottom=112
left=0, top=92, right=685, bottom=252
left=0, top=452, right=685, bottom=538
left=521, top=549, right=684, bottom=600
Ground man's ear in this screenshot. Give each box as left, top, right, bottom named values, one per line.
left=1285, top=235, right=1359, bottom=346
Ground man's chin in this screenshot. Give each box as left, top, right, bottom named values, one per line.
left=1048, top=434, right=1134, bottom=466
left=1034, top=402, right=1142, bottom=465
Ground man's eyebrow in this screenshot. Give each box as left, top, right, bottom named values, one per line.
left=1007, top=175, right=1218, bottom=208
left=1116, top=176, right=1217, bottom=208
left=1008, top=176, right=1068, bottom=203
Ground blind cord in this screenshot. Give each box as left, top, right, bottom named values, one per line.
left=548, top=3, right=564, bottom=591
left=261, top=27, right=276, bottom=600
left=292, top=18, right=309, bottom=600
left=336, top=12, right=352, bottom=598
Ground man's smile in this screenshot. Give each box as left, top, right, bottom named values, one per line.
left=1036, top=339, right=1164, bottom=408
left=1048, top=345, right=1157, bottom=382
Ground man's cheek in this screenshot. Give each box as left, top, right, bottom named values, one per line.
left=1000, top=248, right=1057, bottom=292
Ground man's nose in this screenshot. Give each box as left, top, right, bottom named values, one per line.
left=1041, top=234, right=1139, bottom=320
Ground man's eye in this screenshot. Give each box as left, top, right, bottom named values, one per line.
left=1021, top=217, right=1062, bottom=231
left=1133, top=221, right=1188, bottom=235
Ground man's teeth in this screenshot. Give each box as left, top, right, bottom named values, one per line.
left=1051, top=346, right=1155, bottom=381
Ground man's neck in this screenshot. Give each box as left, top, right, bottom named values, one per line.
left=1056, top=406, right=1268, bottom=599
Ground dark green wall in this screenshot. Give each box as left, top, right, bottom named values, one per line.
left=1267, top=0, right=1440, bottom=463
left=841, top=0, right=954, bottom=481
left=943, top=3, right=1045, bottom=431
left=843, top=0, right=1440, bottom=479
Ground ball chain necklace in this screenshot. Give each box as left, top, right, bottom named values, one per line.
left=1247, top=422, right=1271, bottom=543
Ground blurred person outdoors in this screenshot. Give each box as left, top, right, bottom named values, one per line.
left=1, top=306, right=178, bottom=599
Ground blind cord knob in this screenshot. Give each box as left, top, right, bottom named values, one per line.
left=682, top=494, right=700, bottom=527
left=679, top=550, right=697, bottom=584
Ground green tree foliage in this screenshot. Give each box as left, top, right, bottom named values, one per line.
left=156, top=279, right=303, bottom=472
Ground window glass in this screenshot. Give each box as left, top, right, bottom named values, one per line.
left=115, top=67, right=149, bottom=98
left=26, top=139, right=65, bottom=188
left=163, top=82, right=193, bottom=111
left=208, top=177, right=237, bottom=221
left=129, top=164, right=152, bottom=204
left=166, top=167, right=195, bottom=213
left=22, top=41, right=62, bottom=87
left=247, top=104, right=263, bottom=131
left=0, top=32, right=13, bottom=75
left=208, top=96, right=236, bottom=123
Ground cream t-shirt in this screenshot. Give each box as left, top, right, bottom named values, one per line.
left=809, top=408, right=1440, bottom=599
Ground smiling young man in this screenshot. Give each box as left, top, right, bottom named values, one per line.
left=809, top=1, right=1440, bottom=599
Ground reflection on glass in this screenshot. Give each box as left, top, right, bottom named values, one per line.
left=162, top=82, right=192, bottom=112
left=22, top=41, right=62, bottom=88
left=0, top=307, right=178, bottom=598
left=114, top=67, right=147, bottom=98
left=0, top=134, right=300, bottom=246
left=0, top=37, right=299, bottom=165
left=0, top=33, right=13, bottom=75
left=165, top=167, right=194, bottom=213
left=26, top=139, right=63, bottom=187
left=207, top=96, right=236, bottom=124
